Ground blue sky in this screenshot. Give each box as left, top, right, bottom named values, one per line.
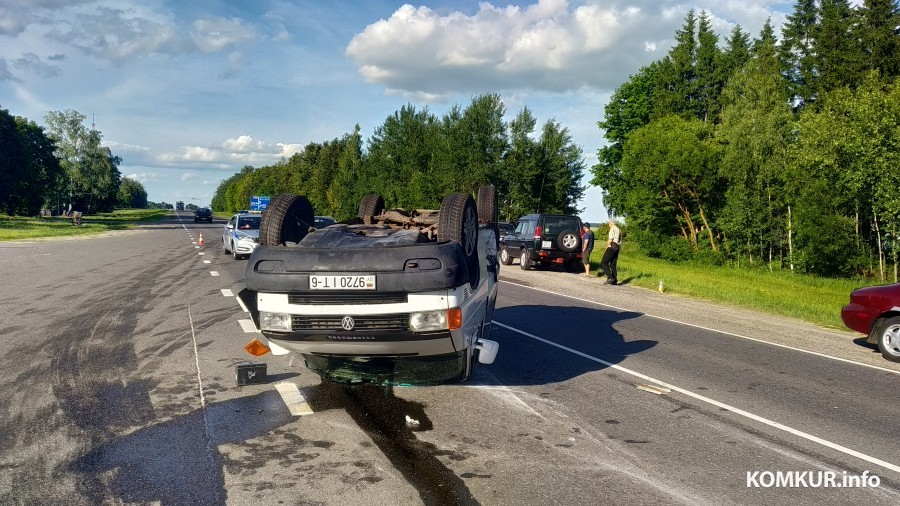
left=1, top=0, right=796, bottom=223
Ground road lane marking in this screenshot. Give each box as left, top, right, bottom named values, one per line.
left=221, top=289, right=234, bottom=297
left=238, top=319, right=256, bottom=333
left=198, top=252, right=205, bottom=256
left=492, top=320, right=900, bottom=475
left=195, top=246, right=200, bottom=249
left=209, top=271, right=219, bottom=276
left=203, top=260, right=211, bottom=264
left=500, top=280, right=900, bottom=376
left=274, top=382, right=314, bottom=416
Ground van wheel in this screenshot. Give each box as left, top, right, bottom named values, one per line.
left=358, top=194, right=384, bottom=224
left=439, top=193, right=479, bottom=287
left=519, top=249, right=531, bottom=270
left=259, top=194, right=314, bottom=246
left=557, top=230, right=581, bottom=252
left=500, top=245, right=513, bottom=265
left=876, top=316, right=900, bottom=362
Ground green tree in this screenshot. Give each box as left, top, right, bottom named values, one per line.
left=859, top=0, right=900, bottom=79
left=117, top=177, right=148, bottom=208
left=619, top=115, right=721, bottom=251
left=44, top=110, right=121, bottom=213
left=502, top=107, right=540, bottom=219
left=779, top=0, right=819, bottom=107
left=695, top=11, right=723, bottom=123
left=653, top=10, right=698, bottom=119
left=816, top=0, right=863, bottom=94
left=717, top=33, right=794, bottom=266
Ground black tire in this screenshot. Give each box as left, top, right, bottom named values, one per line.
left=519, top=248, right=532, bottom=270
left=875, top=316, right=900, bottom=362
left=499, top=245, right=513, bottom=265
left=476, top=184, right=498, bottom=224
left=439, top=193, right=479, bottom=287
left=223, top=238, right=230, bottom=254
left=259, top=194, right=314, bottom=246
left=358, top=194, right=384, bottom=224
left=557, top=230, right=581, bottom=253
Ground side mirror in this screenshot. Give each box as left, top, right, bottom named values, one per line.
left=226, top=223, right=234, bottom=230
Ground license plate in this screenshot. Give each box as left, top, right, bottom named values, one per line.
left=309, top=275, right=376, bottom=290
left=542, top=240, right=552, bottom=248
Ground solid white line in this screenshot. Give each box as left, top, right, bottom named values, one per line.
left=274, top=382, right=314, bottom=416
left=221, top=289, right=234, bottom=297
left=492, top=320, right=900, bottom=475
left=500, top=280, right=900, bottom=376
left=238, top=319, right=256, bottom=333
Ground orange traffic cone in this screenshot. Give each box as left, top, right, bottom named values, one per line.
left=198, top=233, right=204, bottom=245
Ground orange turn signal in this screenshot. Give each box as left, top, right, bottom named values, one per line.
left=244, top=338, right=271, bottom=357
left=447, top=308, right=462, bottom=330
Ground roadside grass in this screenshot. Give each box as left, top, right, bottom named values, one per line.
left=0, top=209, right=168, bottom=241
left=589, top=243, right=868, bottom=330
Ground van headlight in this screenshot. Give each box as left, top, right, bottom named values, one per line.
left=260, top=312, right=291, bottom=332
left=409, top=308, right=462, bottom=332
left=409, top=311, right=447, bottom=332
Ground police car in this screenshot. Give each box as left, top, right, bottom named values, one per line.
left=223, top=212, right=261, bottom=260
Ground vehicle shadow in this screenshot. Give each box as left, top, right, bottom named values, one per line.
left=70, top=383, right=476, bottom=505
left=483, top=304, right=655, bottom=386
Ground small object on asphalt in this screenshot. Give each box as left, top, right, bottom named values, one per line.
left=236, top=361, right=267, bottom=386
left=658, top=280, right=664, bottom=293
left=405, top=415, right=421, bottom=428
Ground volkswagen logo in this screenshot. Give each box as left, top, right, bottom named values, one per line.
left=341, top=316, right=355, bottom=331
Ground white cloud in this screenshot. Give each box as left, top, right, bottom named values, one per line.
left=346, top=0, right=787, bottom=98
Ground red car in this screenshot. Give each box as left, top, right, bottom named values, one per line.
left=841, top=283, right=900, bottom=362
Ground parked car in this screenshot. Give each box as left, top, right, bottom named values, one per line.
left=223, top=212, right=261, bottom=260
left=841, top=283, right=900, bottom=362
left=193, top=207, right=213, bottom=223
left=314, top=215, right=336, bottom=228
left=500, top=213, right=582, bottom=272
left=498, top=221, right=515, bottom=238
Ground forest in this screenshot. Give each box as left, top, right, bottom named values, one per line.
left=210, top=95, right=586, bottom=224
left=592, top=0, right=900, bottom=279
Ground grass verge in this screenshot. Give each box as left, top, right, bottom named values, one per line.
left=589, top=243, right=869, bottom=330
left=0, top=209, right=168, bottom=241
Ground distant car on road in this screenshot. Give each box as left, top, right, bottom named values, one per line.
left=193, top=207, right=213, bottom=223
left=314, top=216, right=336, bottom=228
left=841, top=283, right=900, bottom=362
left=223, top=212, right=261, bottom=260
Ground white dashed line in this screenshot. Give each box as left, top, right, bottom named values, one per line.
left=198, top=252, right=205, bottom=256
left=209, top=271, right=219, bottom=277
left=203, top=260, right=211, bottom=264
left=493, top=320, right=900, bottom=475
left=238, top=319, right=256, bottom=333
left=221, top=289, right=234, bottom=297
left=275, top=382, right=314, bottom=416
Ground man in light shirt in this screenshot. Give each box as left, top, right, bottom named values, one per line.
left=600, top=219, right=621, bottom=285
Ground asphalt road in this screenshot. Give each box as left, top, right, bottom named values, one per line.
left=0, top=211, right=897, bottom=505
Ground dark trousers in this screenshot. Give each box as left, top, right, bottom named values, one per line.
left=600, top=245, right=619, bottom=281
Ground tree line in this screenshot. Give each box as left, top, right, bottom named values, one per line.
left=211, top=94, right=586, bottom=222
left=0, top=108, right=149, bottom=216
left=592, top=0, right=900, bottom=279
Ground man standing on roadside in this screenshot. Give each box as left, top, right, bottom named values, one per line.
left=580, top=222, right=594, bottom=277
left=600, top=219, right=621, bottom=285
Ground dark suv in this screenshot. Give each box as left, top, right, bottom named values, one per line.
left=194, top=207, right=213, bottom=223
left=500, top=213, right=582, bottom=271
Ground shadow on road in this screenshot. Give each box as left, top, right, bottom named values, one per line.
left=486, top=304, right=654, bottom=386
left=71, top=382, right=477, bottom=505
